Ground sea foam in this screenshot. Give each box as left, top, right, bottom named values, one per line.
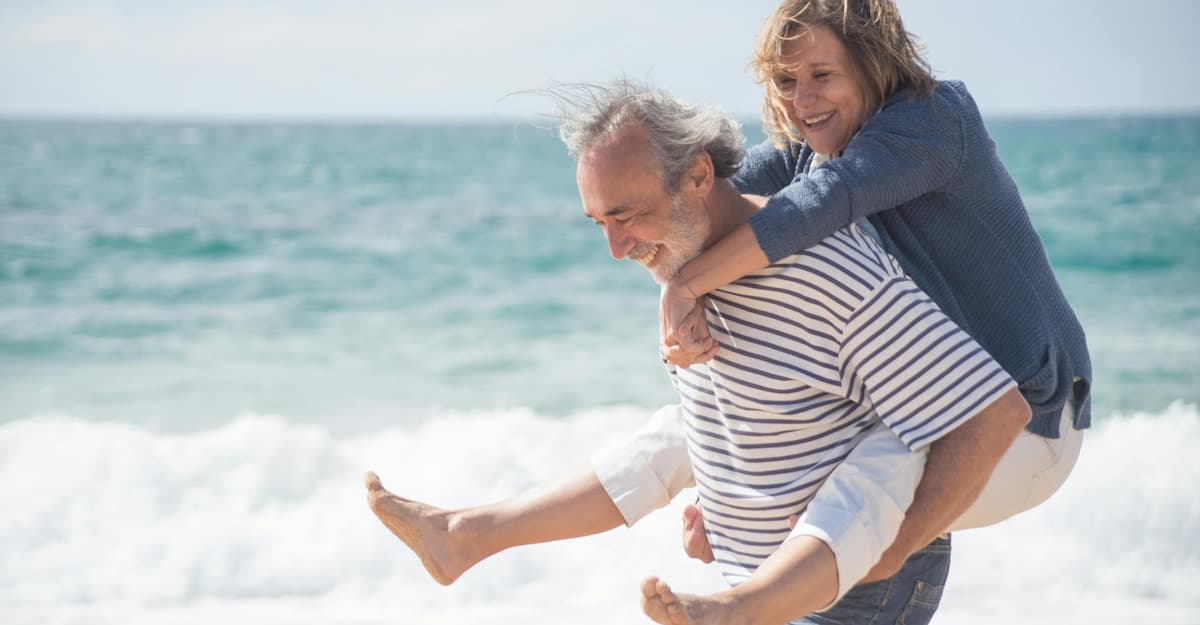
left=2, top=403, right=1197, bottom=624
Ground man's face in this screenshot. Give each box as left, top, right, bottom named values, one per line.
left=576, top=124, right=709, bottom=285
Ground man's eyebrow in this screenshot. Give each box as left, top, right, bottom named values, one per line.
left=583, top=205, right=632, bottom=220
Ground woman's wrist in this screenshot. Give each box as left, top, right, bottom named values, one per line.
left=674, top=223, right=770, bottom=297
left=668, top=273, right=699, bottom=300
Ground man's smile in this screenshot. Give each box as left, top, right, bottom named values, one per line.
left=629, top=243, right=662, bottom=265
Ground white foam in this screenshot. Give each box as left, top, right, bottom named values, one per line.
left=937, top=400, right=1200, bottom=623
left=1, top=403, right=1197, bottom=624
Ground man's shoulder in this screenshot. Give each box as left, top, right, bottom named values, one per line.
left=771, top=226, right=901, bottom=281
left=723, top=226, right=904, bottom=316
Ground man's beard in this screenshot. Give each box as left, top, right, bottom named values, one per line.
left=633, top=196, right=707, bottom=285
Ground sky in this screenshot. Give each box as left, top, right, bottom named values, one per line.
left=0, top=0, right=1197, bottom=119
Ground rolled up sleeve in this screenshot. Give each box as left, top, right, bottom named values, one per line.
left=590, top=404, right=694, bottom=526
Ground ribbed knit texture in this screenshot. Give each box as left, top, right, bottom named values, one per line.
left=735, top=81, right=1091, bottom=437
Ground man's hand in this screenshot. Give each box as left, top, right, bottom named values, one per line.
left=681, top=503, right=715, bottom=563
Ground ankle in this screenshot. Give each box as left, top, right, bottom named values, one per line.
left=712, top=590, right=761, bottom=625
left=446, top=509, right=494, bottom=559
left=445, top=509, right=477, bottom=541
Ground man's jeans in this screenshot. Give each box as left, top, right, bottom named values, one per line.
left=798, top=534, right=952, bottom=625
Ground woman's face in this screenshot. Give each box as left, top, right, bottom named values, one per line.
left=773, top=24, right=871, bottom=155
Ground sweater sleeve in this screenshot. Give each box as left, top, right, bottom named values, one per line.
left=730, top=138, right=801, bottom=196
left=749, top=82, right=971, bottom=263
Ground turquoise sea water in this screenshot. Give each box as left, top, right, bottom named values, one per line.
left=1, top=116, right=1198, bottom=624
left=2, top=116, right=1197, bottom=430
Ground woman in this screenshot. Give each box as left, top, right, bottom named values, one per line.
left=644, top=0, right=1090, bottom=622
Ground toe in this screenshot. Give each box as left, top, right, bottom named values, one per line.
left=365, top=471, right=384, bottom=492
left=655, top=579, right=678, bottom=605
left=642, top=577, right=662, bottom=600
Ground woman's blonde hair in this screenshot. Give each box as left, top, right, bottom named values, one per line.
left=754, top=0, right=936, bottom=147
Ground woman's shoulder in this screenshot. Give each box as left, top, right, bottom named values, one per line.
left=931, top=80, right=985, bottom=123
left=869, top=80, right=985, bottom=142
left=884, top=80, right=976, bottom=109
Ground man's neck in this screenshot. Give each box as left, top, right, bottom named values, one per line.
left=700, top=179, right=761, bottom=249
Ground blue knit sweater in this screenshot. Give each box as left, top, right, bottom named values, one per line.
left=733, top=80, right=1091, bottom=437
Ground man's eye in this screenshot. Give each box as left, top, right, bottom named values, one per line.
left=615, top=216, right=633, bottom=225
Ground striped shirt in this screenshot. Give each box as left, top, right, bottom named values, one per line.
left=668, top=224, right=1015, bottom=585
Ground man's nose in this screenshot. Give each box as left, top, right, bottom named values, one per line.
left=605, top=223, right=634, bottom=260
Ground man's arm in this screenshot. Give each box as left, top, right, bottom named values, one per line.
left=860, top=386, right=1030, bottom=582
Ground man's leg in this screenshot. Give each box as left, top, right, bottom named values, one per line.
left=365, top=467, right=625, bottom=585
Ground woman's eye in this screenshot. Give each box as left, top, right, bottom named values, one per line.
left=814, top=72, right=831, bottom=80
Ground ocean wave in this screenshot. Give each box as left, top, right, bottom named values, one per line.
left=2, top=403, right=1197, bottom=623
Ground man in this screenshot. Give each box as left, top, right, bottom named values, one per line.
left=365, top=82, right=1029, bottom=625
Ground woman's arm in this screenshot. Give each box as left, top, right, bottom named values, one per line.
left=678, top=83, right=972, bottom=298
left=664, top=83, right=974, bottom=341
left=730, top=138, right=804, bottom=197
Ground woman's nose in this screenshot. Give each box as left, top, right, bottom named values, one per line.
left=792, top=82, right=817, bottom=108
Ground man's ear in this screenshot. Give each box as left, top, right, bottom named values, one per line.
left=684, top=152, right=715, bottom=198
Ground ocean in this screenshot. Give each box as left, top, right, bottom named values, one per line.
left=1, top=116, right=1198, bottom=624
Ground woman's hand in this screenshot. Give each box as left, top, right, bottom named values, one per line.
left=660, top=280, right=719, bottom=368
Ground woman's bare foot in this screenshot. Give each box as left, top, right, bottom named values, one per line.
left=364, top=471, right=480, bottom=585
left=641, top=577, right=743, bottom=625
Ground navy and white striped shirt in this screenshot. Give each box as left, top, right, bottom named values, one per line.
left=668, top=224, right=1015, bottom=585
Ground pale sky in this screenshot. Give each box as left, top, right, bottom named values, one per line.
left=1, top=0, right=1196, bottom=119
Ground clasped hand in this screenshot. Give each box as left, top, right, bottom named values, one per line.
left=659, top=281, right=719, bottom=368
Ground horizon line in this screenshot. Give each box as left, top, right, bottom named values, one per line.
left=2, top=107, right=1199, bottom=125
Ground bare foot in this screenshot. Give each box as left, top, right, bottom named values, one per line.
left=364, top=471, right=478, bottom=585
left=641, top=577, right=742, bottom=625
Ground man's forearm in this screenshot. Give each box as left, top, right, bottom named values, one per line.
left=863, top=387, right=1030, bottom=581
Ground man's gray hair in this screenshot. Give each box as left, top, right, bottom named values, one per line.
left=556, top=80, right=745, bottom=192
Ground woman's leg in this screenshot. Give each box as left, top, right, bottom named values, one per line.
left=642, top=423, right=925, bottom=625
left=643, top=536, right=839, bottom=625
left=947, top=398, right=1083, bottom=531
left=365, top=467, right=626, bottom=585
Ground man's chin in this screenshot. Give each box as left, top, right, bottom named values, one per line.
left=639, top=242, right=700, bottom=286
left=647, top=258, right=688, bottom=286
